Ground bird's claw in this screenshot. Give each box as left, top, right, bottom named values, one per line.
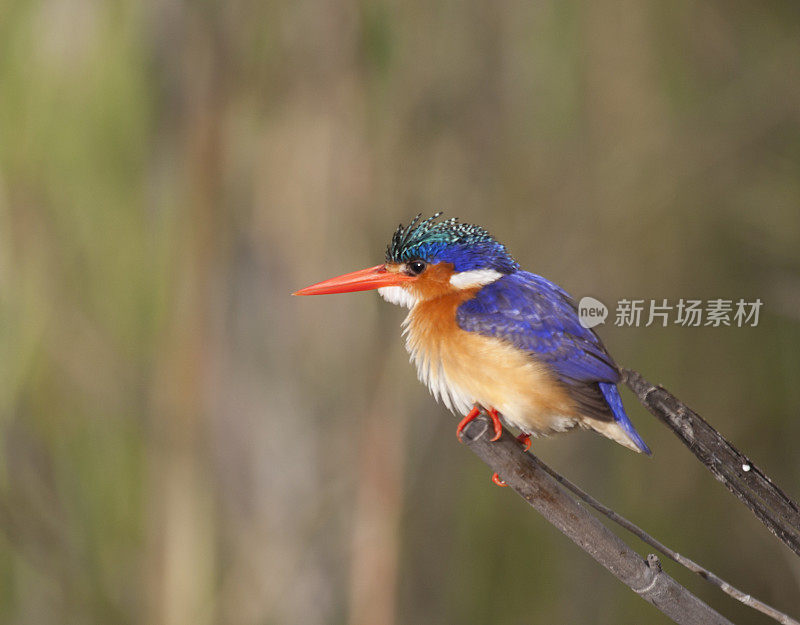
left=487, top=408, right=503, bottom=441
left=491, top=473, right=507, bottom=486
left=456, top=405, right=503, bottom=442
left=456, top=405, right=482, bottom=442
left=491, top=434, right=531, bottom=487
left=457, top=408, right=526, bottom=487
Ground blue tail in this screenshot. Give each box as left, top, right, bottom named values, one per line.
left=598, top=382, right=652, bottom=455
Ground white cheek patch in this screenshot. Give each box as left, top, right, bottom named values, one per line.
left=449, top=269, right=503, bottom=289
left=378, top=286, right=418, bottom=308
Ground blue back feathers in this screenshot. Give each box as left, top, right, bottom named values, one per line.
left=386, top=213, right=519, bottom=273
left=457, top=272, right=620, bottom=384
left=455, top=271, right=651, bottom=454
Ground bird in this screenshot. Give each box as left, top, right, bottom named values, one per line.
left=294, top=213, right=650, bottom=483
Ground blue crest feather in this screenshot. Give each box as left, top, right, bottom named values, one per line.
left=385, top=213, right=518, bottom=273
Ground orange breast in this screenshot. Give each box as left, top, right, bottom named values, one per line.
left=404, top=292, right=579, bottom=435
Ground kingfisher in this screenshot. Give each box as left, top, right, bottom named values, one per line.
left=295, top=214, right=650, bottom=483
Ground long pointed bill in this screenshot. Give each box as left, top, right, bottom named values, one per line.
left=293, top=264, right=415, bottom=296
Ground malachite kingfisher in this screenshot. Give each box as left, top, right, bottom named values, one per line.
left=295, top=214, right=651, bottom=481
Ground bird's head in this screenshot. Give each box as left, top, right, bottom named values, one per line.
left=294, top=213, right=518, bottom=306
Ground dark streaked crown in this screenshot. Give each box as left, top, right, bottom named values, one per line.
left=385, top=213, right=518, bottom=273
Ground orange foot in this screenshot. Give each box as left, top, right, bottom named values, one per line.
left=492, top=473, right=507, bottom=487
left=492, top=434, right=532, bottom=487
left=456, top=405, right=503, bottom=442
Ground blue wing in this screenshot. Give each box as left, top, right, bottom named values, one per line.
left=456, top=271, right=651, bottom=454
left=456, top=272, right=619, bottom=384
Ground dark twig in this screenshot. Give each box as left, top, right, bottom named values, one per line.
left=536, top=458, right=800, bottom=625
left=460, top=415, right=734, bottom=625
left=622, top=368, right=800, bottom=558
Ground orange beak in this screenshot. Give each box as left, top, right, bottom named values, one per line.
left=293, top=264, right=415, bottom=296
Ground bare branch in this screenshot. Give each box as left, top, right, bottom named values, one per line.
left=459, top=416, right=734, bottom=625
left=535, top=457, right=800, bottom=625
left=622, top=368, right=800, bottom=557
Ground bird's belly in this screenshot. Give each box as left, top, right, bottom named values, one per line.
left=406, top=320, right=578, bottom=435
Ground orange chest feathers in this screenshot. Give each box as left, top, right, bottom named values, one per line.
left=403, top=292, right=577, bottom=431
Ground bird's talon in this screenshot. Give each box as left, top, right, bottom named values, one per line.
left=517, top=433, right=531, bottom=452
left=491, top=473, right=507, bottom=487
left=456, top=405, right=483, bottom=442
left=487, top=408, right=503, bottom=441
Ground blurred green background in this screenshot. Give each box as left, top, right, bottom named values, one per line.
left=1, top=0, right=800, bottom=623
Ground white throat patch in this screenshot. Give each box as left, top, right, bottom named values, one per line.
left=449, top=269, right=503, bottom=289
left=378, top=286, right=418, bottom=308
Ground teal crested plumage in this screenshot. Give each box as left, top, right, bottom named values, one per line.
left=386, top=212, right=519, bottom=273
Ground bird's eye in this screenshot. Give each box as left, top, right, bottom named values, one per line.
left=407, top=260, right=427, bottom=275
